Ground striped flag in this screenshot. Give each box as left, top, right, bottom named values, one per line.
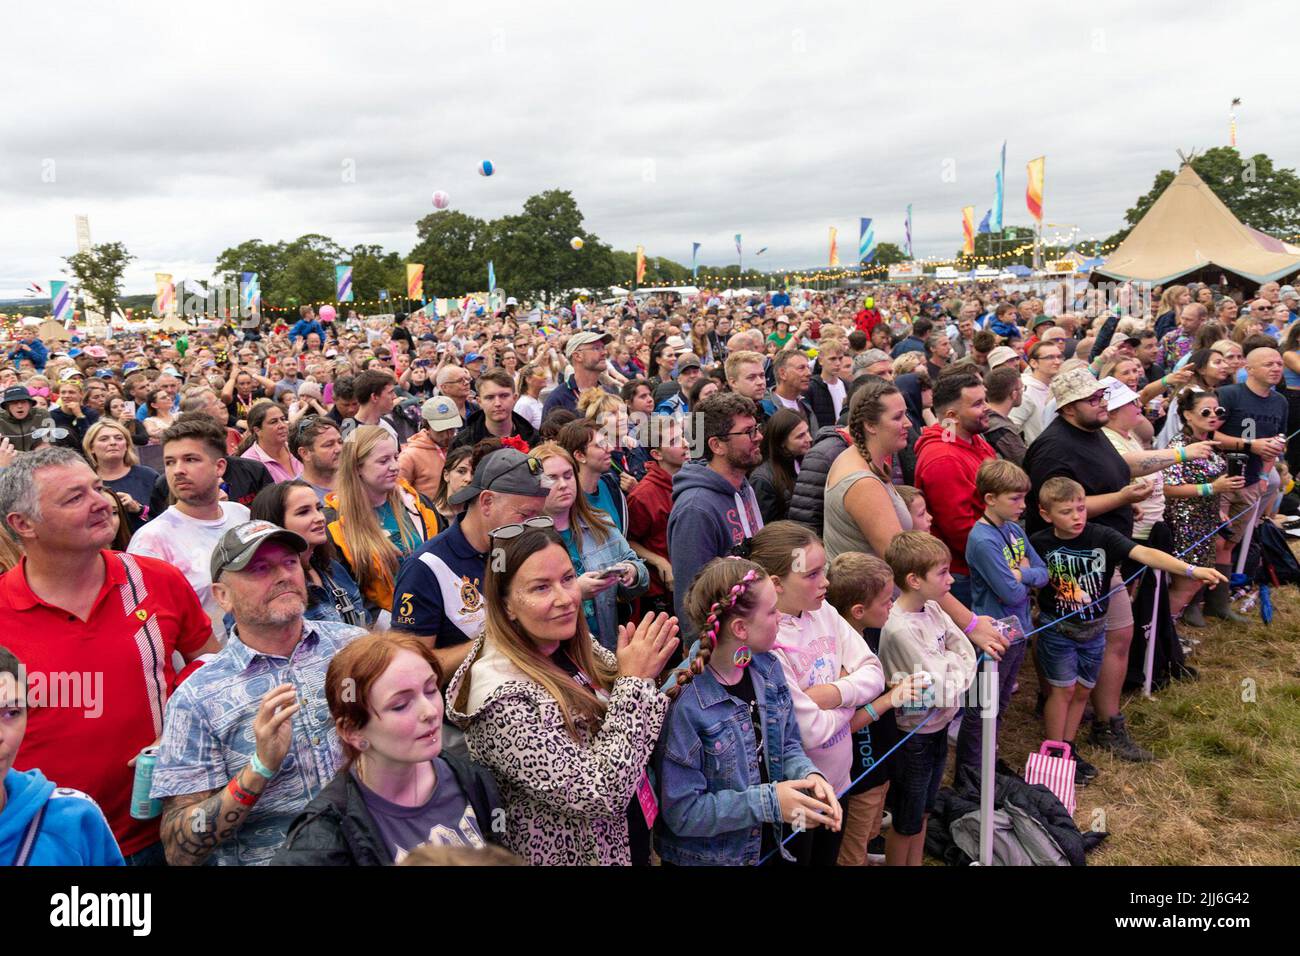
left=978, top=209, right=992, bottom=234
left=50, top=280, right=72, bottom=322
left=486, top=260, right=495, bottom=293
left=691, top=241, right=700, bottom=279
left=241, top=272, right=260, bottom=315
left=1027, top=156, right=1045, bottom=222
left=905, top=204, right=913, bottom=258
left=635, top=246, right=646, bottom=284
left=829, top=227, right=840, bottom=266
left=335, top=264, right=353, bottom=302
left=961, top=207, right=976, bottom=255
left=734, top=233, right=742, bottom=256
left=992, top=140, right=1006, bottom=232
left=407, top=263, right=425, bottom=301
left=858, top=218, right=876, bottom=264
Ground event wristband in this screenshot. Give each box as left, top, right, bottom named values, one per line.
left=1182, top=564, right=1196, bottom=578
left=227, top=777, right=258, bottom=807
left=249, top=753, right=275, bottom=780
left=963, top=615, right=979, bottom=635
left=1175, top=447, right=1187, bottom=463
left=863, top=702, right=880, bottom=722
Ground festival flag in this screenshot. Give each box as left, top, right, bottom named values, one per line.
left=691, top=241, right=701, bottom=279
left=1026, top=156, right=1045, bottom=222
left=635, top=246, right=646, bottom=285
left=240, top=272, right=260, bottom=315
left=829, top=227, right=840, bottom=266
left=154, top=273, right=175, bottom=316
left=755, top=247, right=768, bottom=256
left=734, top=234, right=742, bottom=256
left=858, top=218, right=876, bottom=264
left=904, top=204, right=913, bottom=258
left=961, top=207, right=976, bottom=255
left=335, top=264, right=353, bottom=302
left=486, top=261, right=495, bottom=293
left=50, top=280, right=73, bottom=323
left=978, top=209, right=992, bottom=234
left=407, top=263, right=425, bottom=301
left=378, top=289, right=389, bottom=301
left=992, top=140, right=1006, bottom=232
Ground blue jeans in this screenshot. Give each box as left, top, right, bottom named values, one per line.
left=955, top=639, right=1028, bottom=774
left=1037, top=625, right=1106, bottom=688
left=888, top=729, right=949, bottom=836
left=124, top=841, right=168, bottom=867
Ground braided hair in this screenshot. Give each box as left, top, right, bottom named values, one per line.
left=847, top=378, right=902, bottom=480
left=668, top=557, right=766, bottom=699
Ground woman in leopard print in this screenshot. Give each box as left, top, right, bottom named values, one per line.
left=445, top=523, right=679, bottom=865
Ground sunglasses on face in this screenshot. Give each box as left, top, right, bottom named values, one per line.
left=1196, top=406, right=1228, bottom=419
left=489, top=515, right=555, bottom=540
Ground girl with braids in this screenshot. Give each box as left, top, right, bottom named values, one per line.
left=748, top=521, right=882, bottom=865
left=445, top=524, right=679, bottom=866
left=653, top=557, right=840, bottom=866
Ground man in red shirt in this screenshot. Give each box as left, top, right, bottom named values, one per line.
left=626, top=415, right=688, bottom=617
left=0, top=447, right=218, bottom=864
left=912, top=370, right=996, bottom=609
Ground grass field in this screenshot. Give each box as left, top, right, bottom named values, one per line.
left=995, top=575, right=1300, bottom=866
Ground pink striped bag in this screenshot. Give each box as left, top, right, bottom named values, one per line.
left=1023, top=740, right=1077, bottom=816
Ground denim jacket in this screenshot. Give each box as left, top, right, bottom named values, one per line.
left=572, top=518, right=649, bottom=651
left=653, top=651, right=821, bottom=866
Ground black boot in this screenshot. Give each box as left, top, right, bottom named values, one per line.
left=1204, top=564, right=1249, bottom=623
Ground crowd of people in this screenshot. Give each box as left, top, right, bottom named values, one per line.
left=1, top=277, right=1297, bottom=867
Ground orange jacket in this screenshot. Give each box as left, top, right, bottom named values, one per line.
left=398, top=431, right=447, bottom=501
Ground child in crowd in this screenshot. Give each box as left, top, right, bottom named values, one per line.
left=895, top=485, right=932, bottom=533
left=748, top=521, right=886, bottom=865
left=654, top=558, right=841, bottom=866
left=1030, top=477, right=1226, bottom=784
left=879, top=531, right=978, bottom=866
left=956, top=459, right=1047, bottom=779
left=824, top=553, right=929, bottom=866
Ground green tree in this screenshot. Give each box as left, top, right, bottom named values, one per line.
left=213, top=239, right=286, bottom=302
left=346, top=244, right=405, bottom=304
left=64, top=241, right=135, bottom=319
left=409, top=210, right=489, bottom=299
left=1106, top=147, right=1300, bottom=245
left=484, top=190, right=614, bottom=302
left=278, top=234, right=345, bottom=306
left=870, top=242, right=907, bottom=267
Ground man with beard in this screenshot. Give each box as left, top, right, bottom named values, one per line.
left=291, top=417, right=345, bottom=502
left=152, top=521, right=366, bottom=866
left=129, top=416, right=252, bottom=638
left=542, top=330, right=615, bottom=418
left=912, top=371, right=997, bottom=608
left=667, top=392, right=765, bottom=631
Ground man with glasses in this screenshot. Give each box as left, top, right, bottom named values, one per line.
left=391, top=448, right=550, bottom=680
left=541, top=330, right=615, bottom=419
left=290, top=417, right=344, bottom=502
left=666, top=392, right=765, bottom=632
left=435, top=364, right=478, bottom=423
left=1012, top=340, right=1064, bottom=444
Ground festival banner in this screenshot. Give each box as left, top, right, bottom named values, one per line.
left=905, top=204, right=913, bottom=258
left=978, top=209, right=992, bottom=234
left=240, top=273, right=260, bottom=315
left=828, top=227, right=839, bottom=267
left=335, top=264, right=353, bottom=302
left=635, top=246, right=646, bottom=285
left=992, top=140, right=1006, bottom=232
left=858, top=218, right=876, bottom=264
left=486, top=261, right=496, bottom=294
left=407, top=264, right=424, bottom=301
left=50, top=280, right=73, bottom=323
left=691, top=242, right=700, bottom=279
left=1027, top=156, right=1045, bottom=222
left=154, top=273, right=175, bottom=316
left=961, top=207, right=976, bottom=255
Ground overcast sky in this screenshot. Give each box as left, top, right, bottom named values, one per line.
left=2, top=0, right=1294, bottom=298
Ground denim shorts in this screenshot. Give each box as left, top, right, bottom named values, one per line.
left=1036, top=624, right=1106, bottom=689
left=888, top=728, right=949, bottom=836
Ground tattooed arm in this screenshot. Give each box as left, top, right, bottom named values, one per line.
left=159, top=766, right=268, bottom=867
left=1122, top=441, right=1217, bottom=478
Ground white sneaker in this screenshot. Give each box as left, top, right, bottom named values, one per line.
left=866, top=852, right=887, bottom=865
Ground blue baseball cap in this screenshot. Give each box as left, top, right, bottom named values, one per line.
left=94, top=368, right=116, bottom=379
left=464, top=352, right=485, bottom=364
left=123, top=361, right=140, bottom=372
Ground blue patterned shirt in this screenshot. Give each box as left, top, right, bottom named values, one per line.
left=150, top=620, right=366, bottom=866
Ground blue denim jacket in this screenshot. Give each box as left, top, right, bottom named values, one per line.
left=653, top=651, right=820, bottom=866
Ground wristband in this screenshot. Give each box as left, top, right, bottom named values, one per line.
left=1183, top=564, right=1196, bottom=578
left=249, top=753, right=275, bottom=780
left=227, top=776, right=258, bottom=807
left=1175, top=447, right=1186, bottom=463
left=963, top=615, right=979, bottom=635
left=863, top=702, right=880, bottom=722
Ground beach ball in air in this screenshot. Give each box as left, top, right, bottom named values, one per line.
left=432, top=190, right=450, bottom=209
left=570, top=237, right=584, bottom=250
left=477, top=160, right=495, bottom=176
left=319, top=305, right=337, bottom=322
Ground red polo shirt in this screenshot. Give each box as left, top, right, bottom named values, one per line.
left=0, top=550, right=211, bottom=856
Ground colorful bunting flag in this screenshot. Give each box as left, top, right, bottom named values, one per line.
left=407, top=263, right=425, bottom=301
left=50, top=280, right=72, bottom=323
left=335, top=264, right=353, bottom=302
left=858, top=218, right=876, bottom=264
left=961, top=207, right=975, bottom=255
left=1027, top=156, right=1045, bottom=222
left=992, top=141, right=1006, bottom=232
left=829, top=227, right=840, bottom=266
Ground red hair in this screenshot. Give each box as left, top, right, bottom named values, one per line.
left=325, top=632, right=442, bottom=763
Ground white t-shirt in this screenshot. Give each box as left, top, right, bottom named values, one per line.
left=515, top=394, right=543, bottom=430
left=825, top=377, right=847, bottom=422
left=127, top=501, right=251, bottom=638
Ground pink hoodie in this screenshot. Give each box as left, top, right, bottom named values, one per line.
left=770, top=602, right=886, bottom=792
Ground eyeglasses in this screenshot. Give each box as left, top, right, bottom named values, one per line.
left=489, top=515, right=555, bottom=540
left=1079, top=393, right=1105, bottom=407
left=722, top=425, right=762, bottom=440
left=1196, top=406, right=1228, bottom=419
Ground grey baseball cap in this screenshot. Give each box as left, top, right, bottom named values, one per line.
left=450, top=448, right=549, bottom=505
left=210, top=520, right=307, bottom=581
left=421, top=395, right=463, bottom=430
left=564, top=330, right=612, bottom=358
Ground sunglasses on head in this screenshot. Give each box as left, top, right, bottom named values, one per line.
left=489, top=515, right=555, bottom=540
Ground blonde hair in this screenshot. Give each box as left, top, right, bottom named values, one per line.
left=577, top=388, right=623, bottom=421
left=334, top=425, right=420, bottom=596
left=529, top=441, right=612, bottom=545
left=724, top=350, right=765, bottom=385
left=884, top=531, right=951, bottom=588
left=1038, top=476, right=1085, bottom=510
left=82, top=418, right=139, bottom=468
left=892, top=352, right=926, bottom=376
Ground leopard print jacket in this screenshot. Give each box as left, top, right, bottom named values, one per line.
left=445, top=635, right=669, bottom=866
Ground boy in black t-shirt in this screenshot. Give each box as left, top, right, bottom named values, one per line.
left=1030, top=478, right=1225, bottom=781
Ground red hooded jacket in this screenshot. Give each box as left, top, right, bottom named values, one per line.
left=626, top=460, right=674, bottom=596
left=912, top=422, right=997, bottom=576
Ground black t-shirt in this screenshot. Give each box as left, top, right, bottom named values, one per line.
left=1030, top=523, right=1136, bottom=632
left=722, top=666, right=777, bottom=861
left=1024, top=416, right=1133, bottom=537
left=1217, top=383, right=1289, bottom=484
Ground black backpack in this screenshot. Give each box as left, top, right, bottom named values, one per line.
left=1252, top=522, right=1300, bottom=587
